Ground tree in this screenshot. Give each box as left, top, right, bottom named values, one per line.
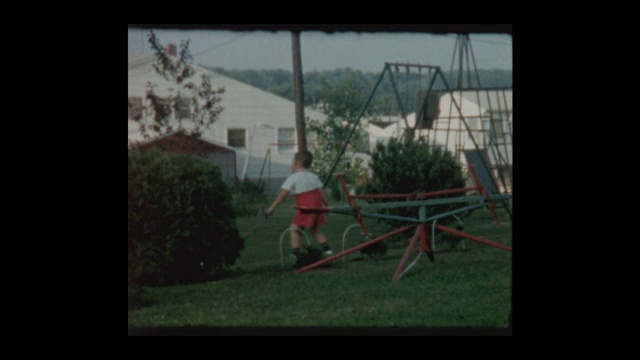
left=129, top=31, right=225, bottom=144
left=308, top=75, right=385, bottom=199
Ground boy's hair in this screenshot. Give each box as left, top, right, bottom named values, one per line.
left=294, top=150, right=313, bottom=168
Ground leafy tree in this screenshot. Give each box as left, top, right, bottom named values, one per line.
left=308, top=75, right=384, bottom=200
left=129, top=31, right=225, bottom=144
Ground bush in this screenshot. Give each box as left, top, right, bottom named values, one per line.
left=366, top=138, right=467, bottom=229
left=231, top=177, right=269, bottom=217
left=128, top=148, right=244, bottom=286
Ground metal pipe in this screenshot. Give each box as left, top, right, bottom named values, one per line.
left=464, top=35, right=472, bottom=88
left=501, top=89, right=513, bottom=193
left=435, top=224, right=511, bottom=252
left=468, top=36, right=484, bottom=88
left=397, top=252, right=422, bottom=281
left=341, top=224, right=364, bottom=263
left=336, top=173, right=369, bottom=237
left=350, top=187, right=477, bottom=200
left=296, top=225, right=414, bottom=273
left=392, top=225, right=422, bottom=282
left=435, top=68, right=495, bottom=192
left=387, top=66, right=410, bottom=130
left=458, top=34, right=464, bottom=89
left=423, top=203, right=487, bottom=223
left=322, top=65, right=389, bottom=188
left=448, top=35, right=459, bottom=86
left=297, top=194, right=511, bottom=214
left=385, top=62, right=440, bottom=69
left=484, top=89, right=507, bottom=192
left=279, top=226, right=311, bottom=268
left=358, top=212, right=422, bottom=223
left=414, top=70, right=440, bottom=134
left=492, top=90, right=510, bottom=192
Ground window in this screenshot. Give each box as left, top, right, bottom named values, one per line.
left=175, top=97, right=191, bottom=119
left=128, top=97, right=143, bottom=120
left=278, top=128, right=295, bottom=153
left=227, top=128, right=246, bottom=148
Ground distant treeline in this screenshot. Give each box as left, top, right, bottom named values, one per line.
left=203, top=66, right=512, bottom=116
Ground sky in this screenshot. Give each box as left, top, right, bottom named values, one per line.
left=127, top=27, right=512, bottom=74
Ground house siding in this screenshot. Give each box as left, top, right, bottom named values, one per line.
left=128, top=53, right=327, bottom=191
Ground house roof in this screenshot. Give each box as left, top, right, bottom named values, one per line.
left=128, top=53, right=327, bottom=117
left=128, top=52, right=328, bottom=143
left=135, top=131, right=236, bottom=154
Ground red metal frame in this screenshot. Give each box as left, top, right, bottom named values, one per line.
left=335, top=173, right=370, bottom=237
left=435, top=225, right=511, bottom=252
left=391, top=224, right=436, bottom=282
left=295, top=225, right=414, bottom=274
left=349, top=187, right=477, bottom=200
left=294, top=173, right=510, bottom=281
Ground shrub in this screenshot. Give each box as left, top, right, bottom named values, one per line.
left=366, top=138, right=467, bottom=230
left=128, top=148, right=244, bottom=286
left=231, top=177, right=269, bottom=217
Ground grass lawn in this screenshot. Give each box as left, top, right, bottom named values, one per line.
left=128, top=196, right=512, bottom=335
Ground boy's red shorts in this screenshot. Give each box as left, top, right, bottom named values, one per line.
left=292, top=189, right=326, bottom=229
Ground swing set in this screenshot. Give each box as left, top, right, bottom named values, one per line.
left=294, top=34, right=512, bottom=281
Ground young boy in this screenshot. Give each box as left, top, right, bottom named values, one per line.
left=266, top=150, right=333, bottom=262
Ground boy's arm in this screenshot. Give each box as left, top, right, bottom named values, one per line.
left=266, top=189, right=290, bottom=216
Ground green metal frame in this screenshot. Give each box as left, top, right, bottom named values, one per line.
left=321, top=62, right=512, bottom=219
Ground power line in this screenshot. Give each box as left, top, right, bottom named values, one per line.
left=192, top=33, right=249, bottom=57
left=469, top=37, right=511, bottom=46
left=129, top=31, right=250, bottom=76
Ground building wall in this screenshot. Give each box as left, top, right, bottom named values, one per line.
left=205, top=152, right=236, bottom=184
left=128, top=53, right=326, bottom=184
left=366, top=90, right=512, bottom=168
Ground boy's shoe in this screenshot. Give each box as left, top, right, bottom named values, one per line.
left=324, top=250, right=333, bottom=256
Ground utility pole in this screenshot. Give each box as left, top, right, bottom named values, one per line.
left=291, top=31, right=307, bottom=152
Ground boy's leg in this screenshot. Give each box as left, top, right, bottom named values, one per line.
left=310, top=226, right=328, bottom=245
left=290, top=225, right=302, bottom=258
left=311, top=225, right=332, bottom=255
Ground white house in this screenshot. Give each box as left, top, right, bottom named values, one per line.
left=364, top=89, right=513, bottom=192
left=128, top=50, right=328, bottom=193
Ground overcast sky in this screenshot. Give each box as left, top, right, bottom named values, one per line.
left=128, top=27, right=512, bottom=74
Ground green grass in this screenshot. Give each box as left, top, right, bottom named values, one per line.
left=128, top=197, right=512, bottom=333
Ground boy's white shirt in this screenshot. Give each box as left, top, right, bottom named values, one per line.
left=281, top=169, right=323, bottom=195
